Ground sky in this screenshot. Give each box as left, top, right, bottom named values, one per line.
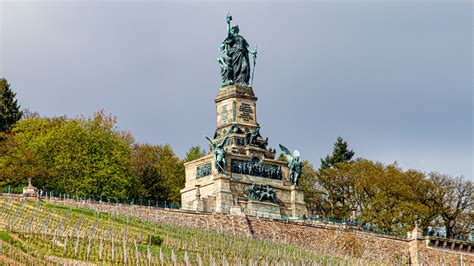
left=1, top=1, right=472, bottom=178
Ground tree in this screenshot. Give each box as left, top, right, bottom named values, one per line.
left=130, top=144, right=185, bottom=202
left=403, top=170, right=440, bottom=233
left=155, top=145, right=185, bottom=203
left=315, top=137, right=356, bottom=218
left=451, top=212, right=474, bottom=240
left=130, top=144, right=168, bottom=199
left=314, top=158, right=438, bottom=232
left=297, top=161, right=323, bottom=214
left=320, top=137, right=354, bottom=170
left=184, top=145, right=206, bottom=163
left=1, top=111, right=133, bottom=197
left=79, top=111, right=133, bottom=197
left=352, top=162, right=433, bottom=232
left=0, top=135, right=52, bottom=188
left=21, top=108, right=40, bottom=119
left=277, top=153, right=286, bottom=162
left=0, top=116, right=63, bottom=189
left=429, top=173, right=474, bottom=238
left=316, top=161, right=357, bottom=219
left=0, top=79, right=23, bottom=132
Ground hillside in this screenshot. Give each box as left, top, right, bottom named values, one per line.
left=1, top=196, right=472, bottom=265
left=0, top=197, right=353, bottom=265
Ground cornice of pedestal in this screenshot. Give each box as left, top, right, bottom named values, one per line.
left=215, top=85, right=257, bottom=103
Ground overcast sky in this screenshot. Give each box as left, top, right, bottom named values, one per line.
left=1, top=1, right=472, bottom=178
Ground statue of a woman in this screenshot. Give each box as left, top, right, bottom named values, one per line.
left=219, top=13, right=257, bottom=86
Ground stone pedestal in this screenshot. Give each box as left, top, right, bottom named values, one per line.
left=180, top=85, right=308, bottom=219
left=213, top=174, right=234, bottom=213
left=22, top=178, right=37, bottom=197
left=215, top=85, right=258, bottom=129
left=290, top=185, right=307, bottom=218
left=245, top=200, right=281, bottom=219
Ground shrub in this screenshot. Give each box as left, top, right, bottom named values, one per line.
left=149, top=235, right=163, bottom=246
left=0, top=231, right=12, bottom=242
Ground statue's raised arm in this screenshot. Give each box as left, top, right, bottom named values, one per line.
left=205, top=135, right=216, bottom=149
left=226, top=13, right=232, bottom=36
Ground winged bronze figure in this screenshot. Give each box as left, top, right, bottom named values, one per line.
left=206, top=136, right=229, bottom=174
left=279, top=144, right=302, bottom=185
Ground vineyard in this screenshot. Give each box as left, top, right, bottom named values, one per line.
left=0, top=197, right=410, bottom=265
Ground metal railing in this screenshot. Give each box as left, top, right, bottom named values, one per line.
left=1, top=187, right=181, bottom=209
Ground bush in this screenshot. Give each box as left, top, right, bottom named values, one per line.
left=0, top=231, right=12, bottom=242
left=149, top=235, right=163, bottom=246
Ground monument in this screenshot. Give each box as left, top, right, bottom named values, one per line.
left=22, top=178, right=37, bottom=197
left=180, top=14, right=307, bottom=219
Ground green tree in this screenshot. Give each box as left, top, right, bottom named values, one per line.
left=429, top=173, right=474, bottom=238
left=352, top=161, right=432, bottom=231
left=315, top=137, right=355, bottom=218
left=320, top=137, right=354, bottom=170
left=80, top=111, right=133, bottom=197
left=0, top=79, right=23, bottom=132
left=314, top=158, right=439, bottom=232
left=130, top=144, right=168, bottom=199
left=0, top=134, right=52, bottom=187
left=1, top=111, right=133, bottom=197
left=130, top=144, right=184, bottom=203
left=297, top=161, right=323, bottom=214
left=277, top=153, right=286, bottom=162
left=316, top=161, right=357, bottom=218
left=184, top=145, right=206, bottom=163
left=155, top=145, right=185, bottom=203
left=0, top=116, right=63, bottom=189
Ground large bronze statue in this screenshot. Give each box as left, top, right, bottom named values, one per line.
left=218, top=13, right=257, bottom=87
left=279, top=144, right=303, bottom=185
left=206, top=136, right=229, bottom=174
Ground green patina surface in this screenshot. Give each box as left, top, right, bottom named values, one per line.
left=218, top=13, right=257, bottom=87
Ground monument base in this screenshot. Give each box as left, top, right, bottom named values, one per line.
left=290, top=185, right=307, bottom=219
left=245, top=200, right=281, bottom=219
left=23, top=178, right=37, bottom=198
left=181, top=84, right=308, bottom=219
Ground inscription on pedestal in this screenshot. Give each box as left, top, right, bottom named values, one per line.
left=239, top=103, right=254, bottom=122
left=221, top=104, right=228, bottom=124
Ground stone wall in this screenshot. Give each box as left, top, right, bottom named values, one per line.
left=248, top=217, right=410, bottom=262
left=9, top=196, right=473, bottom=264
left=52, top=198, right=250, bottom=237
